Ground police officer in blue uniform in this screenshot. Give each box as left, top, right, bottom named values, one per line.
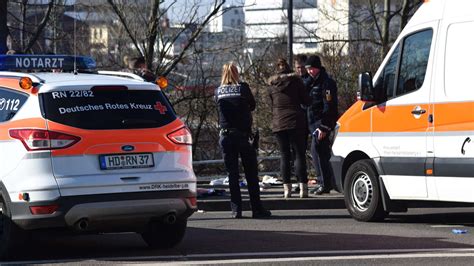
left=305, top=55, right=339, bottom=194
left=215, top=62, right=271, bottom=219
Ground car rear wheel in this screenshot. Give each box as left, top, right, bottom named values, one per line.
left=0, top=198, right=22, bottom=259
left=141, top=219, right=187, bottom=249
left=344, top=159, right=387, bottom=222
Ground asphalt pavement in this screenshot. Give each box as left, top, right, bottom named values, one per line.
left=196, top=183, right=346, bottom=211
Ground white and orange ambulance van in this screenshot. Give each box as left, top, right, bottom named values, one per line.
left=0, top=55, right=196, bottom=257
left=331, top=0, right=474, bottom=221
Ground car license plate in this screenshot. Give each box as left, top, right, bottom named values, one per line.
left=99, top=153, right=154, bottom=170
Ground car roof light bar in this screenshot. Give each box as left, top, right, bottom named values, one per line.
left=0, top=55, right=97, bottom=72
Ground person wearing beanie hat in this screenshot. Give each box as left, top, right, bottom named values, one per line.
left=304, top=55, right=339, bottom=195
left=305, top=55, right=322, bottom=69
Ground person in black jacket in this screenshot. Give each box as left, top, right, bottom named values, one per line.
left=267, top=58, right=311, bottom=198
left=305, top=55, right=338, bottom=194
left=215, top=62, right=271, bottom=219
left=295, top=54, right=324, bottom=188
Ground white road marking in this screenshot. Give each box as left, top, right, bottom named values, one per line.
left=153, top=252, right=474, bottom=265
left=6, top=248, right=474, bottom=265
left=431, top=225, right=466, bottom=228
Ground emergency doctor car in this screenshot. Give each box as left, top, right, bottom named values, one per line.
left=0, top=55, right=196, bottom=257
left=331, top=0, right=474, bottom=222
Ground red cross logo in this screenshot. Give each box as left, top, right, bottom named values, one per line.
left=153, top=101, right=167, bottom=114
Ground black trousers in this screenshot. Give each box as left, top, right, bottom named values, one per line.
left=219, top=133, right=262, bottom=212
left=274, top=129, right=308, bottom=184
left=315, top=135, right=336, bottom=190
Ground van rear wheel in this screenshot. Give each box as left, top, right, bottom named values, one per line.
left=141, top=219, right=187, bottom=249
left=344, top=159, right=387, bottom=222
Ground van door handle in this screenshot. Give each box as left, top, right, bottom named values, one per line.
left=411, top=109, right=426, bottom=115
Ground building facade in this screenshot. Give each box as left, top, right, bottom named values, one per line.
left=244, top=0, right=319, bottom=55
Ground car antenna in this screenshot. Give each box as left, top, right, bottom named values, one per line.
left=73, top=3, right=78, bottom=75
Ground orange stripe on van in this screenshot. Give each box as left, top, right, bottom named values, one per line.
left=337, top=101, right=371, bottom=133
left=433, top=102, right=474, bottom=132
left=371, top=103, right=430, bottom=132
left=338, top=100, right=474, bottom=133
left=48, top=118, right=189, bottom=156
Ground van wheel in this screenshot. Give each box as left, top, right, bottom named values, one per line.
left=0, top=199, right=22, bottom=259
left=344, top=159, right=387, bottom=222
left=141, top=219, right=187, bottom=249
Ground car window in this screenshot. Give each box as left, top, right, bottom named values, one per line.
left=40, top=89, right=177, bottom=130
left=374, top=45, right=400, bottom=100
left=397, top=29, right=433, bottom=95
left=0, top=87, right=29, bottom=122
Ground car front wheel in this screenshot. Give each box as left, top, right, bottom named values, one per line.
left=344, top=159, right=387, bottom=222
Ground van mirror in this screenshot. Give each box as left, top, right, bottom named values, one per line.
left=358, top=72, right=376, bottom=102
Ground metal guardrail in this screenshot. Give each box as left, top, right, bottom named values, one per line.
left=192, top=156, right=280, bottom=165
left=193, top=156, right=281, bottom=181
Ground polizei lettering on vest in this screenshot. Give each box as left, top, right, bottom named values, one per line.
left=217, top=85, right=241, bottom=99
left=15, top=57, right=65, bottom=69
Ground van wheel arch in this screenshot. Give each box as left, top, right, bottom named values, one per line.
left=341, top=151, right=370, bottom=190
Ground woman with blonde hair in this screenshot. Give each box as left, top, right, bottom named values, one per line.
left=215, top=62, right=271, bottom=219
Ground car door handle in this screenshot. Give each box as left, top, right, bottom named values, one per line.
left=411, top=109, right=426, bottom=115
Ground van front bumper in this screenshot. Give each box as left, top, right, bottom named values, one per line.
left=10, top=190, right=197, bottom=231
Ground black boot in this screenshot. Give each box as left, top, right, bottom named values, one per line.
left=231, top=202, right=242, bottom=219
left=252, top=207, right=272, bottom=219
left=232, top=210, right=242, bottom=219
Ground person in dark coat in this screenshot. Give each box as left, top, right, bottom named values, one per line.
left=215, top=62, right=271, bottom=219
left=267, top=58, right=311, bottom=198
left=305, top=55, right=338, bottom=194
left=295, top=54, right=323, bottom=187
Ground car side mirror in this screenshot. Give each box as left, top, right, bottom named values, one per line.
left=358, top=72, right=376, bottom=102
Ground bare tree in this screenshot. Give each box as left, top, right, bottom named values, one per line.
left=7, top=0, right=55, bottom=53
left=106, top=0, right=226, bottom=77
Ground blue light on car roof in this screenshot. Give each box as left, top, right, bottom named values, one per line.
left=0, top=55, right=97, bottom=72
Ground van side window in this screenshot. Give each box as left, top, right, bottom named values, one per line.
left=0, top=87, right=28, bottom=122
left=397, top=29, right=433, bottom=95
left=374, top=45, right=400, bottom=100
